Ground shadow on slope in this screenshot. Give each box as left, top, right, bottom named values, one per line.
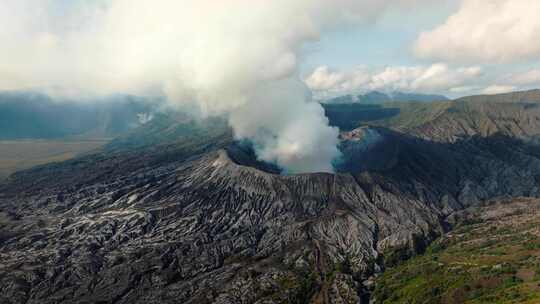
left=322, top=103, right=401, bottom=131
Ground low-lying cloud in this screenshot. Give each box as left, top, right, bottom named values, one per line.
left=481, top=85, right=517, bottom=95
left=509, top=69, right=540, bottom=86
left=305, top=63, right=482, bottom=99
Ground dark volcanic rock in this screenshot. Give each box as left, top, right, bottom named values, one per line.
left=0, top=148, right=440, bottom=303
left=5, top=91, right=540, bottom=302
left=3, top=124, right=540, bottom=303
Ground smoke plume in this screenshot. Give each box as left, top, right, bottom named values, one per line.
left=0, top=0, right=420, bottom=173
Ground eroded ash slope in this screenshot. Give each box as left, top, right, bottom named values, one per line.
left=3, top=95, right=540, bottom=303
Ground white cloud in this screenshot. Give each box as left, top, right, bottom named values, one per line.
left=305, top=63, right=482, bottom=98
left=304, top=66, right=371, bottom=94
left=510, top=69, right=540, bottom=85
left=482, top=85, right=516, bottom=95
left=449, top=86, right=481, bottom=94
left=414, top=0, right=540, bottom=63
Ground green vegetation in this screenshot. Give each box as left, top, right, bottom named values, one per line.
left=275, top=270, right=319, bottom=304
left=370, top=101, right=454, bottom=130
left=373, top=207, right=540, bottom=304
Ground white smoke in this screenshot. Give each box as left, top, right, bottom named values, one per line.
left=137, top=113, right=154, bottom=125
left=0, top=0, right=422, bottom=173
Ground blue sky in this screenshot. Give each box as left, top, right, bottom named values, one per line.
left=301, top=0, right=540, bottom=99
left=302, top=1, right=459, bottom=72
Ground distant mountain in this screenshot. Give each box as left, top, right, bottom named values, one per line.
left=456, top=88, right=540, bottom=104
left=391, top=91, right=449, bottom=102
left=0, top=91, right=158, bottom=140
left=324, top=89, right=540, bottom=140
left=322, top=103, right=401, bottom=130
left=325, top=91, right=448, bottom=104
left=366, top=89, right=540, bottom=143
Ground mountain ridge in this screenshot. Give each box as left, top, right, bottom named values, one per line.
left=324, top=90, right=449, bottom=105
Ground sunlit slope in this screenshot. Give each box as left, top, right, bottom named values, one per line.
left=327, top=90, right=540, bottom=142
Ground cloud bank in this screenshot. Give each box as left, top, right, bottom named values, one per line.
left=481, top=85, right=516, bottom=95
left=510, top=69, right=540, bottom=86
left=305, top=63, right=482, bottom=98
left=414, top=0, right=540, bottom=63
left=0, top=0, right=424, bottom=173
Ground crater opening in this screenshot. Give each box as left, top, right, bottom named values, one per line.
left=225, top=141, right=282, bottom=174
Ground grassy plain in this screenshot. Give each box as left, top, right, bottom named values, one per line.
left=0, top=139, right=108, bottom=179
